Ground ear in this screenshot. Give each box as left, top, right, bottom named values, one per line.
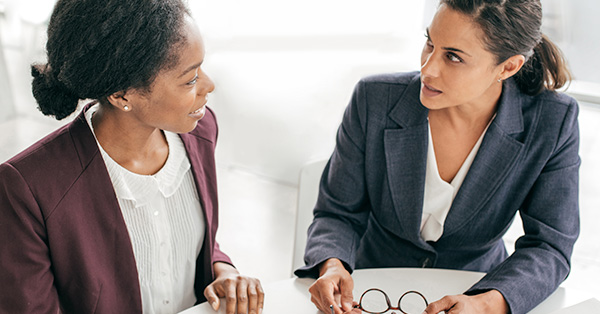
left=498, top=54, right=526, bottom=81
left=107, top=90, right=138, bottom=112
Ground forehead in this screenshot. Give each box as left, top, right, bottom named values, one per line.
left=429, top=5, right=487, bottom=52
left=166, top=19, right=205, bottom=75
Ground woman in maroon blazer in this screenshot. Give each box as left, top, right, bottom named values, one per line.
left=0, top=1, right=263, bottom=313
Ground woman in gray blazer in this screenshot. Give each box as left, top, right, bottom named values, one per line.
left=296, top=1, right=579, bottom=314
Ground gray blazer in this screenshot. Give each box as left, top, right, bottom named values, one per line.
left=295, top=72, right=580, bottom=314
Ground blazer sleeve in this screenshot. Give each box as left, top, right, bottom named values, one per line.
left=466, top=98, right=581, bottom=314
left=0, top=163, right=60, bottom=314
left=294, top=79, right=372, bottom=277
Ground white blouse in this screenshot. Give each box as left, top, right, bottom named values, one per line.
left=420, top=118, right=492, bottom=242
left=85, top=105, right=206, bottom=314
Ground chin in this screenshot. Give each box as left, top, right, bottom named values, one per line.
left=169, top=121, right=199, bottom=134
left=419, top=95, right=448, bottom=110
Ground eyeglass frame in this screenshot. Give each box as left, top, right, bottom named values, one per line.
left=352, top=288, right=429, bottom=314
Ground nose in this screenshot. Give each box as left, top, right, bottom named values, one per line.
left=420, top=51, right=440, bottom=79
left=197, top=70, right=215, bottom=96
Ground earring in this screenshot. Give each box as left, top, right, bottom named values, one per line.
left=497, top=78, right=502, bottom=83
left=123, top=105, right=130, bottom=111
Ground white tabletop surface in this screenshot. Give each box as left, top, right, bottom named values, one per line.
left=179, top=268, right=594, bottom=314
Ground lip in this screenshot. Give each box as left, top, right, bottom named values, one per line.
left=188, top=103, right=207, bottom=120
left=421, top=82, right=443, bottom=97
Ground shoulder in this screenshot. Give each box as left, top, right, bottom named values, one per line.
left=534, top=89, right=578, bottom=109
left=0, top=116, right=96, bottom=214
left=3, top=122, right=78, bottom=176
left=529, top=89, right=579, bottom=126
left=357, top=71, right=420, bottom=89
left=1, top=112, right=98, bottom=183
left=352, top=71, right=421, bottom=111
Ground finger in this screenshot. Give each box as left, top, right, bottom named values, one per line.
left=247, top=284, right=258, bottom=314
left=236, top=280, right=249, bottom=314
left=319, top=286, right=342, bottom=314
left=204, top=285, right=221, bottom=311
left=423, top=295, right=457, bottom=314
left=224, top=279, right=237, bottom=314
left=339, top=276, right=354, bottom=311
left=310, top=290, right=339, bottom=314
left=257, top=283, right=265, bottom=313
left=309, top=281, right=326, bottom=313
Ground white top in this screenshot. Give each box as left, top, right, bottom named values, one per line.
left=85, top=105, right=206, bottom=314
left=420, top=119, right=492, bottom=242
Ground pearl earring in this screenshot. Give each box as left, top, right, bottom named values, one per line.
left=123, top=105, right=130, bottom=111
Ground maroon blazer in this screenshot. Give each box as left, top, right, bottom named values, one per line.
left=0, top=104, right=232, bottom=313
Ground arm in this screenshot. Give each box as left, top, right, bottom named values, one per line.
left=295, top=79, right=372, bottom=278
left=0, top=163, right=60, bottom=313
left=466, top=99, right=581, bottom=314
left=295, top=80, right=373, bottom=314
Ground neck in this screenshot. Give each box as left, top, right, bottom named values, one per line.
left=91, top=104, right=168, bottom=175
left=431, top=83, right=501, bottom=130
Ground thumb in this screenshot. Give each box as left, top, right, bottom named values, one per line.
left=340, top=276, right=355, bottom=311
left=204, top=285, right=221, bottom=311
left=423, top=295, right=455, bottom=314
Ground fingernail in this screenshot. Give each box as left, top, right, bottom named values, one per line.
left=210, top=301, right=217, bottom=311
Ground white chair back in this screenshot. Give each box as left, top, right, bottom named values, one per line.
left=292, top=159, right=328, bottom=276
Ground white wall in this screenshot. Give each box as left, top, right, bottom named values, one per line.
left=191, top=0, right=429, bottom=184
left=4, top=0, right=597, bottom=185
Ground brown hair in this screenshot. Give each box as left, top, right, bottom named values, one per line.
left=441, top=0, right=571, bottom=95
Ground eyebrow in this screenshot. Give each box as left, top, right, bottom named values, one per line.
left=426, top=28, right=472, bottom=57
left=178, top=61, right=203, bottom=79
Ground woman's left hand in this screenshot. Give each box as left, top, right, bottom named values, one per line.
left=204, top=262, right=264, bottom=314
left=423, top=290, right=508, bottom=314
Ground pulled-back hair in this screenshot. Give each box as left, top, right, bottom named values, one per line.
left=441, top=0, right=571, bottom=95
left=31, top=0, right=190, bottom=120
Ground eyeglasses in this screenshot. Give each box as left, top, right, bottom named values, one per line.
left=352, top=288, right=429, bottom=314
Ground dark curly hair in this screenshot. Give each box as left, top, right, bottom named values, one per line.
left=441, top=0, right=571, bottom=95
left=31, top=0, right=190, bottom=120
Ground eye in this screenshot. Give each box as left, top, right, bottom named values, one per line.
left=187, top=74, right=199, bottom=86
left=447, top=53, right=462, bottom=63
left=424, top=33, right=433, bottom=45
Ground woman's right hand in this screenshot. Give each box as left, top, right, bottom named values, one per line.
left=308, top=258, right=359, bottom=314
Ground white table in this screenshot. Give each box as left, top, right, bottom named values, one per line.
left=179, top=268, right=594, bottom=314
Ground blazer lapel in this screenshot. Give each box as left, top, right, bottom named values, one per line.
left=68, top=105, right=143, bottom=312
left=443, top=79, right=525, bottom=236
left=384, top=75, right=430, bottom=244
left=179, top=133, right=215, bottom=232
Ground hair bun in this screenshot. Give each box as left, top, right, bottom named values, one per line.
left=31, top=64, right=80, bottom=120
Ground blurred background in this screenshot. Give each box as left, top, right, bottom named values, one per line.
left=1, top=0, right=599, bottom=300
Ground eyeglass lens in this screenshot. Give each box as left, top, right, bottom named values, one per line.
left=359, top=289, right=427, bottom=314
left=360, top=289, right=390, bottom=313
left=398, top=291, right=428, bottom=314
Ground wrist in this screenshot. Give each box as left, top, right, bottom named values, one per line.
left=318, top=258, right=345, bottom=277
left=213, top=261, right=238, bottom=278
left=480, top=290, right=509, bottom=314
